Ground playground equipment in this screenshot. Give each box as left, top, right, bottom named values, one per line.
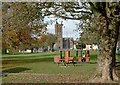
left=77, top=50, right=90, bottom=63
left=54, top=50, right=75, bottom=66
left=54, top=50, right=90, bottom=65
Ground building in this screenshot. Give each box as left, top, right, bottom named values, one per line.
left=84, top=44, right=98, bottom=50
left=54, top=22, right=74, bottom=50
left=63, top=38, right=74, bottom=49
left=55, top=21, right=63, bottom=50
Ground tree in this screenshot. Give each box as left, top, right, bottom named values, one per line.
left=88, top=2, right=120, bottom=82
left=2, top=29, right=20, bottom=54
left=77, top=19, right=100, bottom=45
left=37, top=33, right=48, bottom=51
left=18, top=26, right=35, bottom=53
left=73, top=2, right=120, bottom=82
left=76, top=41, right=86, bottom=50
left=2, top=2, right=47, bottom=54
left=34, top=33, right=57, bottom=52
left=44, top=33, right=57, bottom=51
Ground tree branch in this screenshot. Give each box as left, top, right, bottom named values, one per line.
left=88, top=2, right=100, bottom=13
left=55, top=14, right=90, bottom=20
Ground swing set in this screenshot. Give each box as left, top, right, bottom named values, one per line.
left=54, top=50, right=90, bottom=66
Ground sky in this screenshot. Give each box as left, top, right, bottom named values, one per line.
left=44, top=16, right=80, bottom=40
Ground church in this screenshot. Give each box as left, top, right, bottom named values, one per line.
left=54, top=21, right=74, bottom=50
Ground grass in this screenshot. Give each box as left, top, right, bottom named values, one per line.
left=2, top=51, right=97, bottom=72
left=2, top=50, right=120, bottom=83
left=2, top=52, right=59, bottom=60
left=2, top=50, right=120, bottom=73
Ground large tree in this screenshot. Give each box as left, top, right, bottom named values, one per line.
left=88, top=2, right=120, bottom=82
left=2, top=2, right=47, bottom=53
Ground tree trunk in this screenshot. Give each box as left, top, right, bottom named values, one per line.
left=95, top=15, right=119, bottom=82
left=2, top=49, right=7, bottom=54
left=31, top=48, right=34, bottom=53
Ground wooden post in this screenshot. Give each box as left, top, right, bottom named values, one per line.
left=80, top=50, right=82, bottom=57
left=65, top=50, right=70, bottom=58
left=65, top=50, right=70, bottom=62
left=76, top=51, right=78, bottom=57
left=60, top=51, right=62, bottom=59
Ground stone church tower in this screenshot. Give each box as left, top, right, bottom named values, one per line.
left=55, top=21, right=63, bottom=50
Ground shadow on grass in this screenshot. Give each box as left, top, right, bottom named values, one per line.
left=116, top=61, right=120, bottom=64
left=116, top=66, right=120, bottom=71
left=90, top=62, right=97, bottom=64
left=2, top=67, right=31, bottom=73
left=116, top=62, right=120, bottom=70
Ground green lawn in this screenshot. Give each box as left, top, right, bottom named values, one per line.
left=2, top=50, right=120, bottom=73
left=2, top=51, right=120, bottom=83
left=2, top=51, right=97, bottom=73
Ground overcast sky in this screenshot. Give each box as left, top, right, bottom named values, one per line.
left=44, top=16, right=80, bottom=40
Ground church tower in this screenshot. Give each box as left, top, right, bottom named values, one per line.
left=55, top=21, right=63, bottom=50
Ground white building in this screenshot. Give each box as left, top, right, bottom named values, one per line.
left=83, top=44, right=98, bottom=50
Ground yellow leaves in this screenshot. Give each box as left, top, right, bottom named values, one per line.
left=19, top=27, right=32, bottom=42
left=2, top=29, right=20, bottom=49
left=5, top=30, right=19, bottom=42
left=37, top=33, right=57, bottom=47
left=38, top=34, right=47, bottom=43
left=3, top=30, right=18, bottom=42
